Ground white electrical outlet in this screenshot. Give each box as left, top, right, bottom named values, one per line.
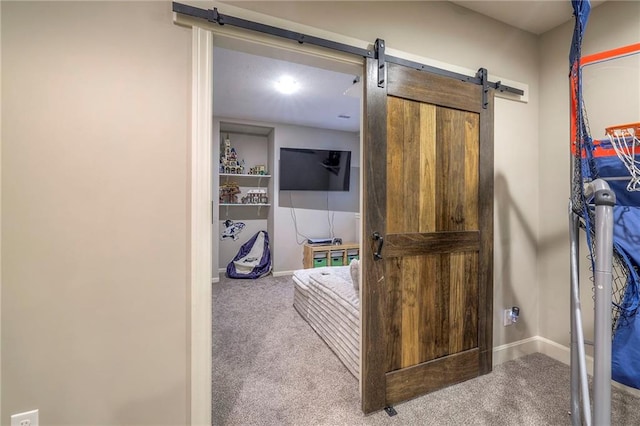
left=10, top=409, right=39, bottom=426
left=503, top=308, right=513, bottom=326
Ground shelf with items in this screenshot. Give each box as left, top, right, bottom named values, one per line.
left=219, top=136, right=271, bottom=207
left=219, top=173, right=271, bottom=190
left=303, top=243, right=360, bottom=269
left=219, top=182, right=270, bottom=205
left=219, top=173, right=271, bottom=178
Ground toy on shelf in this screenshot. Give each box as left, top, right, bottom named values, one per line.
left=220, top=135, right=245, bottom=174
left=241, top=189, right=268, bottom=205
left=248, top=164, right=268, bottom=175
left=219, top=182, right=241, bottom=204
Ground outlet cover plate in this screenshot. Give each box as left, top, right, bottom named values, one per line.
left=503, top=309, right=513, bottom=326
left=11, top=409, right=39, bottom=426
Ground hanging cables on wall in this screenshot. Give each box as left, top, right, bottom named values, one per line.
left=289, top=192, right=312, bottom=245
left=327, top=191, right=335, bottom=240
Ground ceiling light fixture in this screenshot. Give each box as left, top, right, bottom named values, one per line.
left=275, top=75, right=299, bottom=94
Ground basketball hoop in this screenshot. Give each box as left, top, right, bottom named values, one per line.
left=606, top=122, right=640, bottom=191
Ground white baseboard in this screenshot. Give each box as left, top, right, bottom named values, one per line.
left=494, top=336, right=590, bottom=370
left=212, top=269, right=224, bottom=283
left=212, top=269, right=293, bottom=282
left=536, top=336, right=579, bottom=368
left=492, top=336, right=540, bottom=367
left=495, top=336, right=640, bottom=398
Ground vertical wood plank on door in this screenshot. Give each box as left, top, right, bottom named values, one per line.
left=464, top=114, right=480, bottom=230
left=401, top=256, right=420, bottom=368
left=385, top=95, right=405, bottom=373
left=464, top=252, right=479, bottom=349
left=403, top=99, right=420, bottom=233
left=434, top=107, right=462, bottom=360
left=419, top=104, right=437, bottom=233
left=438, top=108, right=466, bottom=232
left=448, top=252, right=466, bottom=354
left=386, top=257, right=403, bottom=372
left=417, top=103, right=438, bottom=365
left=435, top=253, right=450, bottom=357
left=399, top=98, right=421, bottom=369
left=387, top=96, right=404, bottom=234
left=418, top=254, right=438, bottom=363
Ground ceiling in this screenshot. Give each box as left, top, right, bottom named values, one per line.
left=213, top=1, right=605, bottom=134
left=213, top=47, right=361, bottom=133
left=451, top=0, right=605, bottom=36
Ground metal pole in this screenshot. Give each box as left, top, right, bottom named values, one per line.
left=586, top=179, right=615, bottom=426
left=569, top=204, right=583, bottom=426
left=569, top=203, right=592, bottom=426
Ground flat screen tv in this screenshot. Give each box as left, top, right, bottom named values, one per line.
left=279, top=147, right=351, bottom=191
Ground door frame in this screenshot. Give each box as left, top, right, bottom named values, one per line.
left=178, top=10, right=365, bottom=425
left=189, top=26, right=213, bottom=426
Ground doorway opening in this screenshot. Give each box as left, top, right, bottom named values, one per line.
left=211, top=35, right=365, bottom=421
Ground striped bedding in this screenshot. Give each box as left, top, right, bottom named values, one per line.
left=292, top=266, right=359, bottom=377
left=292, top=266, right=352, bottom=320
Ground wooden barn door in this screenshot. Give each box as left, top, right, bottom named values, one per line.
left=361, top=58, right=494, bottom=413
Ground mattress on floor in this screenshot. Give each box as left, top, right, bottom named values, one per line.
left=292, top=266, right=352, bottom=321
left=307, top=273, right=359, bottom=376
left=292, top=266, right=360, bottom=378
left=292, top=270, right=313, bottom=321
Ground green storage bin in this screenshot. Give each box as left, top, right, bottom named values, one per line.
left=313, top=252, right=328, bottom=267
left=347, top=249, right=359, bottom=262
left=314, top=257, right=328, bottom=267
left=330, top=250, right=344, bottom=266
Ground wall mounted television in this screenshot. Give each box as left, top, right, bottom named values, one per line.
left=279, top=147, right=351, bottom=191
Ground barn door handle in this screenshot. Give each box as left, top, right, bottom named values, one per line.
left=372, top=232, right=384, bottom=260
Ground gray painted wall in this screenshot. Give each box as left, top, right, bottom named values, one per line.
left=2, top=2, right=190, bottom=424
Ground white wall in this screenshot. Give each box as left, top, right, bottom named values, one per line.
left=538, top=1, right=640, bottom=347
left=274, top=123, right=360, bottom=273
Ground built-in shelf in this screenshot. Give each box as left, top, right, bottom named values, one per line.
left=219, top=203, right=271, bottom=207
left=219, top=173, right=271, bottom=178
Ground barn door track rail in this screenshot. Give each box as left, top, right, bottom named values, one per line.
left=173, top=2, right=524, bottom=107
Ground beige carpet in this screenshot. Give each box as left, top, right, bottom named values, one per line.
left=212, top=273, right=640, bottom=425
